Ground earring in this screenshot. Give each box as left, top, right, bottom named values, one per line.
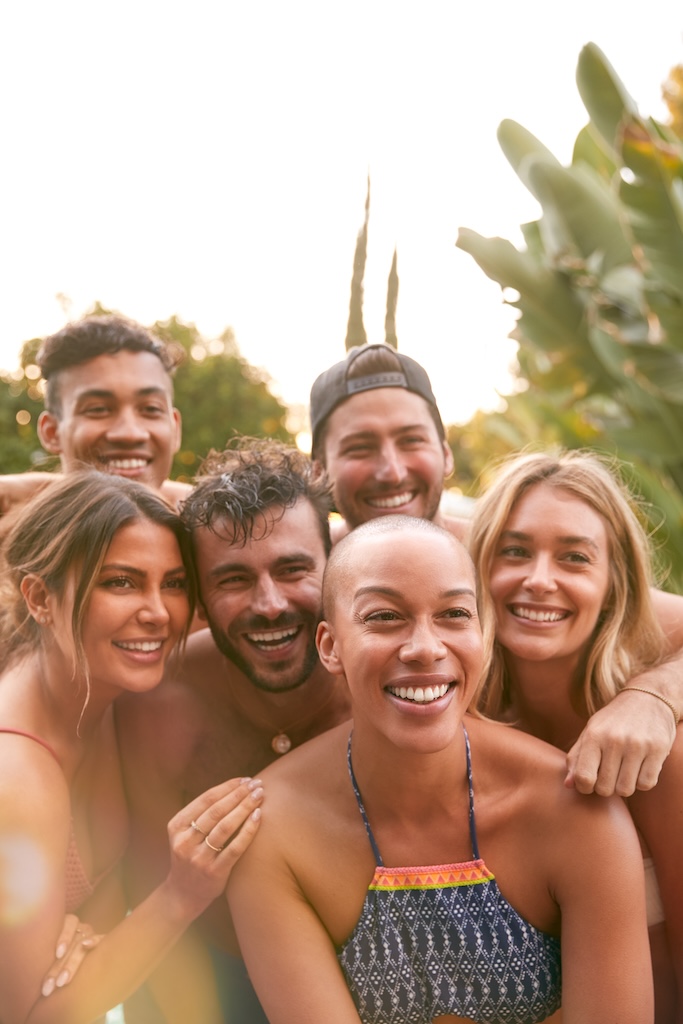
left=37, top=615, right=49, bottom=626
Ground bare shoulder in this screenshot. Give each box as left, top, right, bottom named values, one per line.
left=159, top=478, right=193, bottom=509
left=329, top=516, right=351, bottom=545
left=0, top=732, right=70, bottom=848
left=467, top=714, right=566, bottom=774
left=467, top=715, right=632, bottom=831
left=228, top=723, right=355, bottom=904
left=259, top=722, right=351, bottom=792
left=438, top=512, right=471, bottom=544
left=247, top=724, right=352, bottom=846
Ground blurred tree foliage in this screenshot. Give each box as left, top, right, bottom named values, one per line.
left=0, top=353, right=46, bottom=473
left=151, top=314, right=292, bottom=480
left=663, top=63, right=683, bottom=139
left=0, top=305, right=293, bottom=480
left=456, top=44, right=683, bottom=590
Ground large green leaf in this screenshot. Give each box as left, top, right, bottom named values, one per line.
left=606, top=420, right=683, bottom=462
left=620, top=123, right=683, bottom=302
left=456, top=229, right=585, bottom=348
left=572, top=123, right=619, bottom=182
left=525, top=157, right=632, bottom=271
left=497, top=119, right=561, bottom=200
left=576, top=43, right=639, bottom=153
left=456, top=42, right=683, bottom=591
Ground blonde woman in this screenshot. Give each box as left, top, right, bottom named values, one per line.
left=469, top=450, right=683, bottom=1022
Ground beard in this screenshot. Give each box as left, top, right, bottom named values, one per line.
left=205, top=612, right=321, bottom=694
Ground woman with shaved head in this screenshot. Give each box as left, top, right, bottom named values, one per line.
left=228, top=514, right=652, bottom=1024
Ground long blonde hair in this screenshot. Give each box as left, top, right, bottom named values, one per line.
left=469, top=450, right=665, bottom=718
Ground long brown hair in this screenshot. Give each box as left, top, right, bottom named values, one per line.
left=0, top=471, right=196, bottom=677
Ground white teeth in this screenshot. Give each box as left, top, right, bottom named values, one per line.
left=367, top=492, right=413, bottom=510
left=116, top=640, right=163, bottom=652
left=512, top=606, right=566, bottom=623
left=106, top=458, right=148, bottom=470
left=247, top=628, right=298, bottom=644
left=388, top=683, right=450, bottom=703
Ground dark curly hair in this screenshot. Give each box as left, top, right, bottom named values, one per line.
left=181, top=437, right=333, bottom=555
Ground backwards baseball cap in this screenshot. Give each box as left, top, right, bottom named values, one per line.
left=310, top=343, right=444, bottom=452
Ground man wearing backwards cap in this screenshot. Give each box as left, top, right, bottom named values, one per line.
left=310, top=343, right=470, bottom=543
left=310, top=344, right=683, bottom=805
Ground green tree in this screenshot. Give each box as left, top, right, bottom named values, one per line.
left=151, top=314, right=292, bottom=480
left=456, top=42, right=683, bottom=590
left=0, top=341, right=48, bottom=473
left=0, top=308, right=293, bottom=479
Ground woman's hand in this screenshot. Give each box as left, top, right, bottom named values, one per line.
left=40, top=914, right=101, bottom=997
left=163, top=776, right=264, bottom=919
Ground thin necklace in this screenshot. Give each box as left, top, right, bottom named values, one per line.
left=231, top=681, right=339, bottom=755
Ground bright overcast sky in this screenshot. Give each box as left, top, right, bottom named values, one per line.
left=1, top=1, right=682, bottom=430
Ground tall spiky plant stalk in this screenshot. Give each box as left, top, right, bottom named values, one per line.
left=385, top=248, right=399, bottom=348
left=345, top=176, right=370, bottom=351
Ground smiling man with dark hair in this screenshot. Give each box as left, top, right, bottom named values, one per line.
left=310, top=343, right=469, bottom=543
left=36, top=314, right=183, bottom=490
left=0, top=314, right=190, bottom=512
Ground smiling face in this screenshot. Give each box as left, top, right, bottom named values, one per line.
left=193, top=500, right=326, bottom=693
left=59, top=519, right=190, bottom=694
left=488, top=483, right=612, bottom=674
left=317, top=525, right=483, bottom=750
left=319, top=388, right=453, bottom=529
left=37, top=350, right=181, bottom=490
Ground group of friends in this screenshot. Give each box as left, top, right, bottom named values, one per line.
left=0, top=314, right=681, bottom=1024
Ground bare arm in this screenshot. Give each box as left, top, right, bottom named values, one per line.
left=1, top=778, right=261, bottom=1024
left=629, top=729, right=683, bottom=1019
left=554, top=793, right=654, bottom=1023
left=0, top=472, right=57, bottom=513
left=565, top=587, right=683, bottom=797
left=227, top=831, right=363, bottom=1024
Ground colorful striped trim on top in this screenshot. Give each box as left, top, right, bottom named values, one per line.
left=369, top=859, right=495, bottom=892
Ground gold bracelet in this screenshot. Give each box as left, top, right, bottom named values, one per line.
left=622, top=687, right=681, bottom=727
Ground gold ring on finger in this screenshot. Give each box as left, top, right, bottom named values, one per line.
left=204, top=836, right=225, bottom=853
left=190, top=819, right=208, bottom=837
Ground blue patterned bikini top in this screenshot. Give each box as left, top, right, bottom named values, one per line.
left=336, top=727, right=562, bottom=1024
